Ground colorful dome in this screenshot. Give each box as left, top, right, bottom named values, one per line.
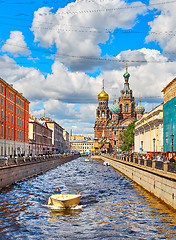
left=110, top=104, right=120, bottom=113
left=136, top=101, right=145, bottom=113
left=98, top=88, right=109, bottom=100
left=123, top=71, right=130, bottom=79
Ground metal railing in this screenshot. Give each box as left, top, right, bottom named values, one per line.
left=101, top=153, right=176, bottom=175
left=0, top=154, right=77, bottom=167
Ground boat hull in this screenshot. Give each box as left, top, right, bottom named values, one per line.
left=48, top=194, right=81, bottom=208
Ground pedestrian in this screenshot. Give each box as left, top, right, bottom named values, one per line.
left=149, top=152, right=152, bottom=160
left=54, top=187, right=61, bottom=194
left=169, top=156, right=175, bottom=163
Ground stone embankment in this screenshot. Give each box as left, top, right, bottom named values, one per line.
left=0, top=154, right=79, bottom=189
left=92, top=154, right=176, bottom=210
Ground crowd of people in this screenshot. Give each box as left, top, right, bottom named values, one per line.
left=108, top=152, right=176, bottom=163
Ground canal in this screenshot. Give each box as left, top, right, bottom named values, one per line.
left=0, top=157, right=176, bottom=240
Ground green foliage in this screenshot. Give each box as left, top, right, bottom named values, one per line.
left=120, top=121, right=136, bottom=151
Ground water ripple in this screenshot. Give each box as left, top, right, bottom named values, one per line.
left=0, top=157, right=176, bottom=239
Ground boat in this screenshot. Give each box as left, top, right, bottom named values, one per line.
left=85, top=158, right=89, bottom=162
left=103, top=161, right=110, bottom=166
left=48, top=193, right=81, bottom=209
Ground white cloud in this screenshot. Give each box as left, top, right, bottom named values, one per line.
left=31, top=0, right=147, bottom=71
left=2, top=31, right=31, bottom=56
left=1, top=47, right=176, bottom=136
left=146, top=0, right=176, bottom=56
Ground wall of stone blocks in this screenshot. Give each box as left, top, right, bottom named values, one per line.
left=94, top=155, right=176, bottom=210
left=0, top=155, right=77, bottom=189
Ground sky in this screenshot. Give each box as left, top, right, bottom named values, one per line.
left=0, top=0, right=176, bottom=137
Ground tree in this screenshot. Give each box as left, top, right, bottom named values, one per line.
left=119, top=121, right=136, bottom=151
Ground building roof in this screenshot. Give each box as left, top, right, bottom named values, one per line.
left=0, top=77, right=30, bottom=103
left=162, top=77, right=176, bottom=93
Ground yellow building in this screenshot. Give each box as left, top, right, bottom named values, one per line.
left=69, top=135, right=85, bottom=141
left=134, top=104, right=163, bottom=153
left=70, top=139, right=94, bottom=154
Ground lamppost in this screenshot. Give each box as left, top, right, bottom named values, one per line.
left=170, top=134, right=174, bottom=156
left=153, top=138, right=156, bottom=158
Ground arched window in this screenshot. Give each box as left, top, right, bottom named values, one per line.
left=131, top=104, right=134, bottom=113
left=120, top=104, right=122, bottom=112
left=102, top=111, right=105, bottom=118
left=97, top=111, right=100, bottom=117
left=126, top=104, right=128, bottom=112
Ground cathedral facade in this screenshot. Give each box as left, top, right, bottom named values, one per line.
left=94, top=69, right=144, bottom=153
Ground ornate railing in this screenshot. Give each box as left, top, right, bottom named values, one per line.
left=0, top=154, right=77, bottom=167
left=101, top=154, right=176, bottom=174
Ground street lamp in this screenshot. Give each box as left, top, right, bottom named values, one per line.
left=170, top=134, right=174, bottom=156
left=153, top=138, right=156, bottom=158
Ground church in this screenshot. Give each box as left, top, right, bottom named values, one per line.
left=94, top=67, right=145, bottom=153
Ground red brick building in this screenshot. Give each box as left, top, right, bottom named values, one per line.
left=94, top=69, right=138, bottom=153
left=0, top=77, right=30, bottom=157
left=29, top=116, right=52, bottom=156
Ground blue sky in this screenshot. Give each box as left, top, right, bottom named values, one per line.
left=0, top=0, right=176, bottom=137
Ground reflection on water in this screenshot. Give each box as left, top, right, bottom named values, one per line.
left=49, top=208, right=82, bottom=217
left=0, top=157, right=176, bottom=239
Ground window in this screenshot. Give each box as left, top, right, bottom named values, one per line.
left=2, top=85, right=4, bottom=94
left=120, top=104, right=122, bottom=112
left=141, top=141, right=143, bottom=150
left=1, top=125, right=3, bottom=136
left=9, top=91, right=14, bottom=101
left=20, top=100, right=24, bottom=108
left=16, top=107, right=19, bottom=114
left=126, top=104, right=128, bottom=112
left=2, top=98, right=3, bottom=106
left=9, top=113, right=10, bottom=123
left=1, top=109, right=3, bottom=119
left=12, top=114, right=13, bottom=124
left=131, top=104, right=134, bottom=113
left=9, top=103, right=14, bottom=111
left=20, top=110, right=24, bottom=117
left=16, top=97, right=19, bottom=104
left=8, top=127, right=10, bottom=137
left=11, top=128, right=13, bottom=138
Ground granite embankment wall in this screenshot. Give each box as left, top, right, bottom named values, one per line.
left=0, top=154, right=79, bottom=189
left=93, top=154, right=176, bottom=210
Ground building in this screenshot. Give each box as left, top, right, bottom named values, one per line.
left=39, top=117, right=65, bottom=153
left=0, top=77, right=30, bottom=157
left=63, top=130, right=70, bottom=152
left=69, top=135, right=85, bottom=141
left=69, top=135, right=92, bottom=141
left=29, top=116, right=52, bottom=155
left=70, top=139, right=94, bottom=154
left=94, top=68, right=143, bottom=153
left=134, top=104, right=163, bottom=153
left=162, top=77, right=176, bottom=153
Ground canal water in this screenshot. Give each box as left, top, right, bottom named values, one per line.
left=0, top=157, right=176, bottom=240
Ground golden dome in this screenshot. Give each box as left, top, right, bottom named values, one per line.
left=98, top=87, right=109, bottom=100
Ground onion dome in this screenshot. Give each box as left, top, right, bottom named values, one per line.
left=136, top=100, right=145, bottom=113
left=110, top=104, right=120, bottom=113
left=123, top=71, right=130, bottom=79
left=98, top=87, right=109, bottom=100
